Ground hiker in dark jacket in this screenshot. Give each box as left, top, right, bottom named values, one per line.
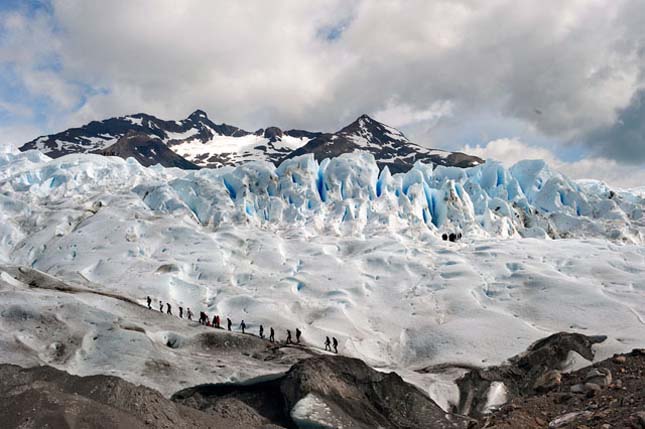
left=187, top=308, right=193, bottom=321
left=227, top=318, right=232, bottom=331
left=159, top=301, right=163, bottom=312
left=146, top=296, right=152, bottom=310
left=259, top=325, right=264, bottom=339
left=240, top=320, right=246, bottom=334
left=286, top=330, right=292, bottom=344
left=324, top=336, right=331, bottom=351
left=269, top=327, right=275, bottom=342
left=179, top=306, right=183, bottom=319
left=166, top=303, right=172, bottom=315
left=295, top=328, right=302, bottom=344
left=332, top=337, right=338, bottom=353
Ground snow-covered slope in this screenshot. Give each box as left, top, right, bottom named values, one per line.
left=0, top=150, right=643, bottom=408
left=18, top=111, right=481, bottom=172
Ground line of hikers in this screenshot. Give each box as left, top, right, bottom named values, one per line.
left=146, top=296, right=339, bottom=353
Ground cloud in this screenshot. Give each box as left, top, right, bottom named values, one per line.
left=372, top=100, right=453, bottom=128
left=463, top=138, right=645, bottom=188
left=0, top=0, right=644, bottom=174
left=585, top=88, right=645, bottom=163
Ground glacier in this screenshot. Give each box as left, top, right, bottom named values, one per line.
left=0, top=149, right=644, bottom=409
left=3, top=149, right=641, bottom=243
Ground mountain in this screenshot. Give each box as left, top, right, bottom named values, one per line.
left=19, top=110, right=482, bottom=172
left=97, top=131, right=200, bottom=170
left=284, top=114, right=482, bottom=173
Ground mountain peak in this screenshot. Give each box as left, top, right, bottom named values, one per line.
left=188, top=109, right=208, bottom=120
left=339, top=113, right=395, bottom=137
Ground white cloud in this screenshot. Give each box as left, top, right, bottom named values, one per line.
left=1, top=0, right=645, bottom=171
left=373, top=100, right=453, bottom=128
left=463, top=138, right=645, bottom=189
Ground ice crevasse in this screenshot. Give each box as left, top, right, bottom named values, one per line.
left=0, top=149, right=643, bottom=242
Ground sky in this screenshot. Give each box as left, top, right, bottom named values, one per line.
left=1, top=0, right=644, bottom=187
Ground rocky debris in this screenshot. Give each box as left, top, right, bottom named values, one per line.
left=585, top=367, right=612, bottom=387
left=635, top=411, right=645, bottom=429
left=548, top=410, right=593, bottom=428
left=0, top=363, right=272, bottom=429
left=471, top=348, right=645, bottom=428
left=533, top=369, right=563, bottom=392
left=612, top=355, right=626, bottom=364
left=454, top=332, right=607, bottom=417
left=174, top=355, right=472, bottom=429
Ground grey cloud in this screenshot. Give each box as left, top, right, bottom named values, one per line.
left=587, top=88, right=645, bottom=163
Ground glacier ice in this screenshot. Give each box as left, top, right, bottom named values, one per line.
left=1, top=150, right=642, bottom=244
left=0, top=149, right=644, bottom=409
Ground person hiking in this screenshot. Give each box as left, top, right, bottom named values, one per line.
left=259, top=325, right=264, bottom=339
left=269, top=327, right=275, bottom=342
left=295, top=328, right=302, bottom=344
left=324, top=336, right=331, bottom=351
left=212, top=315, right=217, bottom=327
left=332, top=337, right=338, bottom=354
left=146, top=296, right=152, bottom=310
left=240, top=320, right=246, bottom=334
left=215, top=315, right=220, bottom=328
left=159, top=301, right=163, bottom=312
left=199, top=312, right=205, bottom=325
left=286, top=330, right=292, bottom=344
left=227, top=318, right=232, bottom=331
left=187, top=308, right=193, bottom=321
left=179, top=306, right=183, bottom=319
left=166, top=303, right=172, bottom=315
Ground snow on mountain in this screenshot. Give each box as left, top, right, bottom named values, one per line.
left=285, top=114, right=483, bottom=173
left=18, top=111, right=481, bottom=172
left=0, top=149, right=643, bottom=409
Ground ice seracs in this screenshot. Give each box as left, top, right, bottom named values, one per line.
left=1, top=149, right=643, bottom=242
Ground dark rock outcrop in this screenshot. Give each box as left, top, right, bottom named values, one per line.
left=453, top=332, right=607, bottom=417
left=0, top=363, right=276, bottom=429
left=96, top=131, right=200, bottom=169
left=174, top=355, right=471, bottom=429
left=474, top=348, right=645, bottom=428
left=284, top=114, right=483, bottom=173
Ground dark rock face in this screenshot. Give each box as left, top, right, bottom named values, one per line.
left=174, top=355, right=470, bottom=429
left=96, top=131, right=200, bottom=169
left=0, top=363, right=274, bottom=429
left=474, top=348, right=645, bottom=429
left=263, top=127, right=284, bottom=142
left=19, top=111, right=483, bottom=172
left=284, top=114, right=483, bottom=173
left=453, top=332, right=607, bottom=417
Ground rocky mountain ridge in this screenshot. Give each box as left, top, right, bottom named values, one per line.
left=19, top=111, right=482, bottom=172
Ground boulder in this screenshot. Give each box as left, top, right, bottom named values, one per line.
left=454, top=332, right=607, bottom=417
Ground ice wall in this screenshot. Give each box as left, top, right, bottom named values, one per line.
left=1, top=150, right=643, bottom=244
